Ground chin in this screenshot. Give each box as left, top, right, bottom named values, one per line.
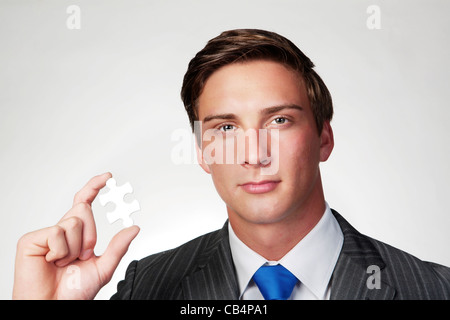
left=230, top=200, right=291, bottom=225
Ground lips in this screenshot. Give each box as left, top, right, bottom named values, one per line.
left=239, top=180, right=280, bottom=194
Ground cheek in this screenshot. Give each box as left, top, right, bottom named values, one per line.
left=278, top=130, right=320, bottom=176
left=209, top=164, right=238, bottom=198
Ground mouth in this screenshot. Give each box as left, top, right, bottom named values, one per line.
left=239, top=180, right=281, bottom=194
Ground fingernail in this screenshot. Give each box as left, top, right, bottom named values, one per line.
left=55, top=259, right=68, bottom=268
left=79, top=249, right=93, bottom=260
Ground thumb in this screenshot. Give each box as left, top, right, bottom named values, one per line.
left=96, top=225, right=140, bottom=286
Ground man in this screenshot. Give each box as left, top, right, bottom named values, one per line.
left=13, top=29, right=450, bottom=300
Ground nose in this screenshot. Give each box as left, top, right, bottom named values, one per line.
left=238, top=128, right=273, bottom=169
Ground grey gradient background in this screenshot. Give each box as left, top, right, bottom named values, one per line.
left=1, top=0, right=449, bottom=299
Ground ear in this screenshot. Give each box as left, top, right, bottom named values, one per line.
left=195, top=137, right=211, bottom=174
left=319, top=121, right=334, bottom=162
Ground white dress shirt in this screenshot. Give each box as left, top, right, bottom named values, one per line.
left=228, top=202, right=344, bottom=300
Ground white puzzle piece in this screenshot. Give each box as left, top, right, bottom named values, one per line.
left=98, top=177, right=140, bottom=227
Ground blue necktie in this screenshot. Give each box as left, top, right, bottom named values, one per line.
left=252, top=264, right=298, bottom=300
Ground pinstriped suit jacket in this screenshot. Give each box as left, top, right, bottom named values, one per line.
left=111, top=210, right=450, bottom=300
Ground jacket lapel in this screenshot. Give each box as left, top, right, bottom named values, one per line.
left=182, top=222, right=240, bottom=299
left=330, top=210, right=396, bottom=300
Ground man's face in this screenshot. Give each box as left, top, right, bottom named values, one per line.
left=196, top=60, right=333, bottom=226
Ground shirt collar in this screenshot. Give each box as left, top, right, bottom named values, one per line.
left=228, top=202, right=343, bottom=299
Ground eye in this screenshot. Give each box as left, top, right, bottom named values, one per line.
left=271, top=117, right=288, bottom=125
left=218, top=124, right=236, bottom=132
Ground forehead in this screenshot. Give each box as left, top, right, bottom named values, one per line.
left=197, top=60, right=309, bottom=119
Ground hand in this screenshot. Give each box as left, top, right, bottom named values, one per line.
left=13, top=172, right=140, bottom=300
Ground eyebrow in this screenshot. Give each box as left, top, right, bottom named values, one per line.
left=203, top=113, right=236, bottom=123
left=202, top=104, right=304, bottom=123
left=261, top=104, right=304, bottom=116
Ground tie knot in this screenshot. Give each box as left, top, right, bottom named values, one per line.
left=253, top=264, right=298, bottom=300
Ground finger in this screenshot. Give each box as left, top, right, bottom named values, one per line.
left=73, top=172, right=112, bottom=206
left=59, top=202, right=97, bottom=261
left=17, top=225, right=68, bottom=261
left=44, top=225, right=70, bottom=263
left=54, top=216, right=83, bottom=267
left=96, top=226, right=140, bottom=286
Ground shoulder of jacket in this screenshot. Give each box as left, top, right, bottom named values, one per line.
left=366, top=235, right=450, bottom=298
left=134, top=225, right=226, bottom=275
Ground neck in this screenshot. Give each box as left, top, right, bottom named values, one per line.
left=228, top=177, right=326, bottom=261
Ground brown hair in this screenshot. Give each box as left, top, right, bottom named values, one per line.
left=181, top=29, right=333, bottom=134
